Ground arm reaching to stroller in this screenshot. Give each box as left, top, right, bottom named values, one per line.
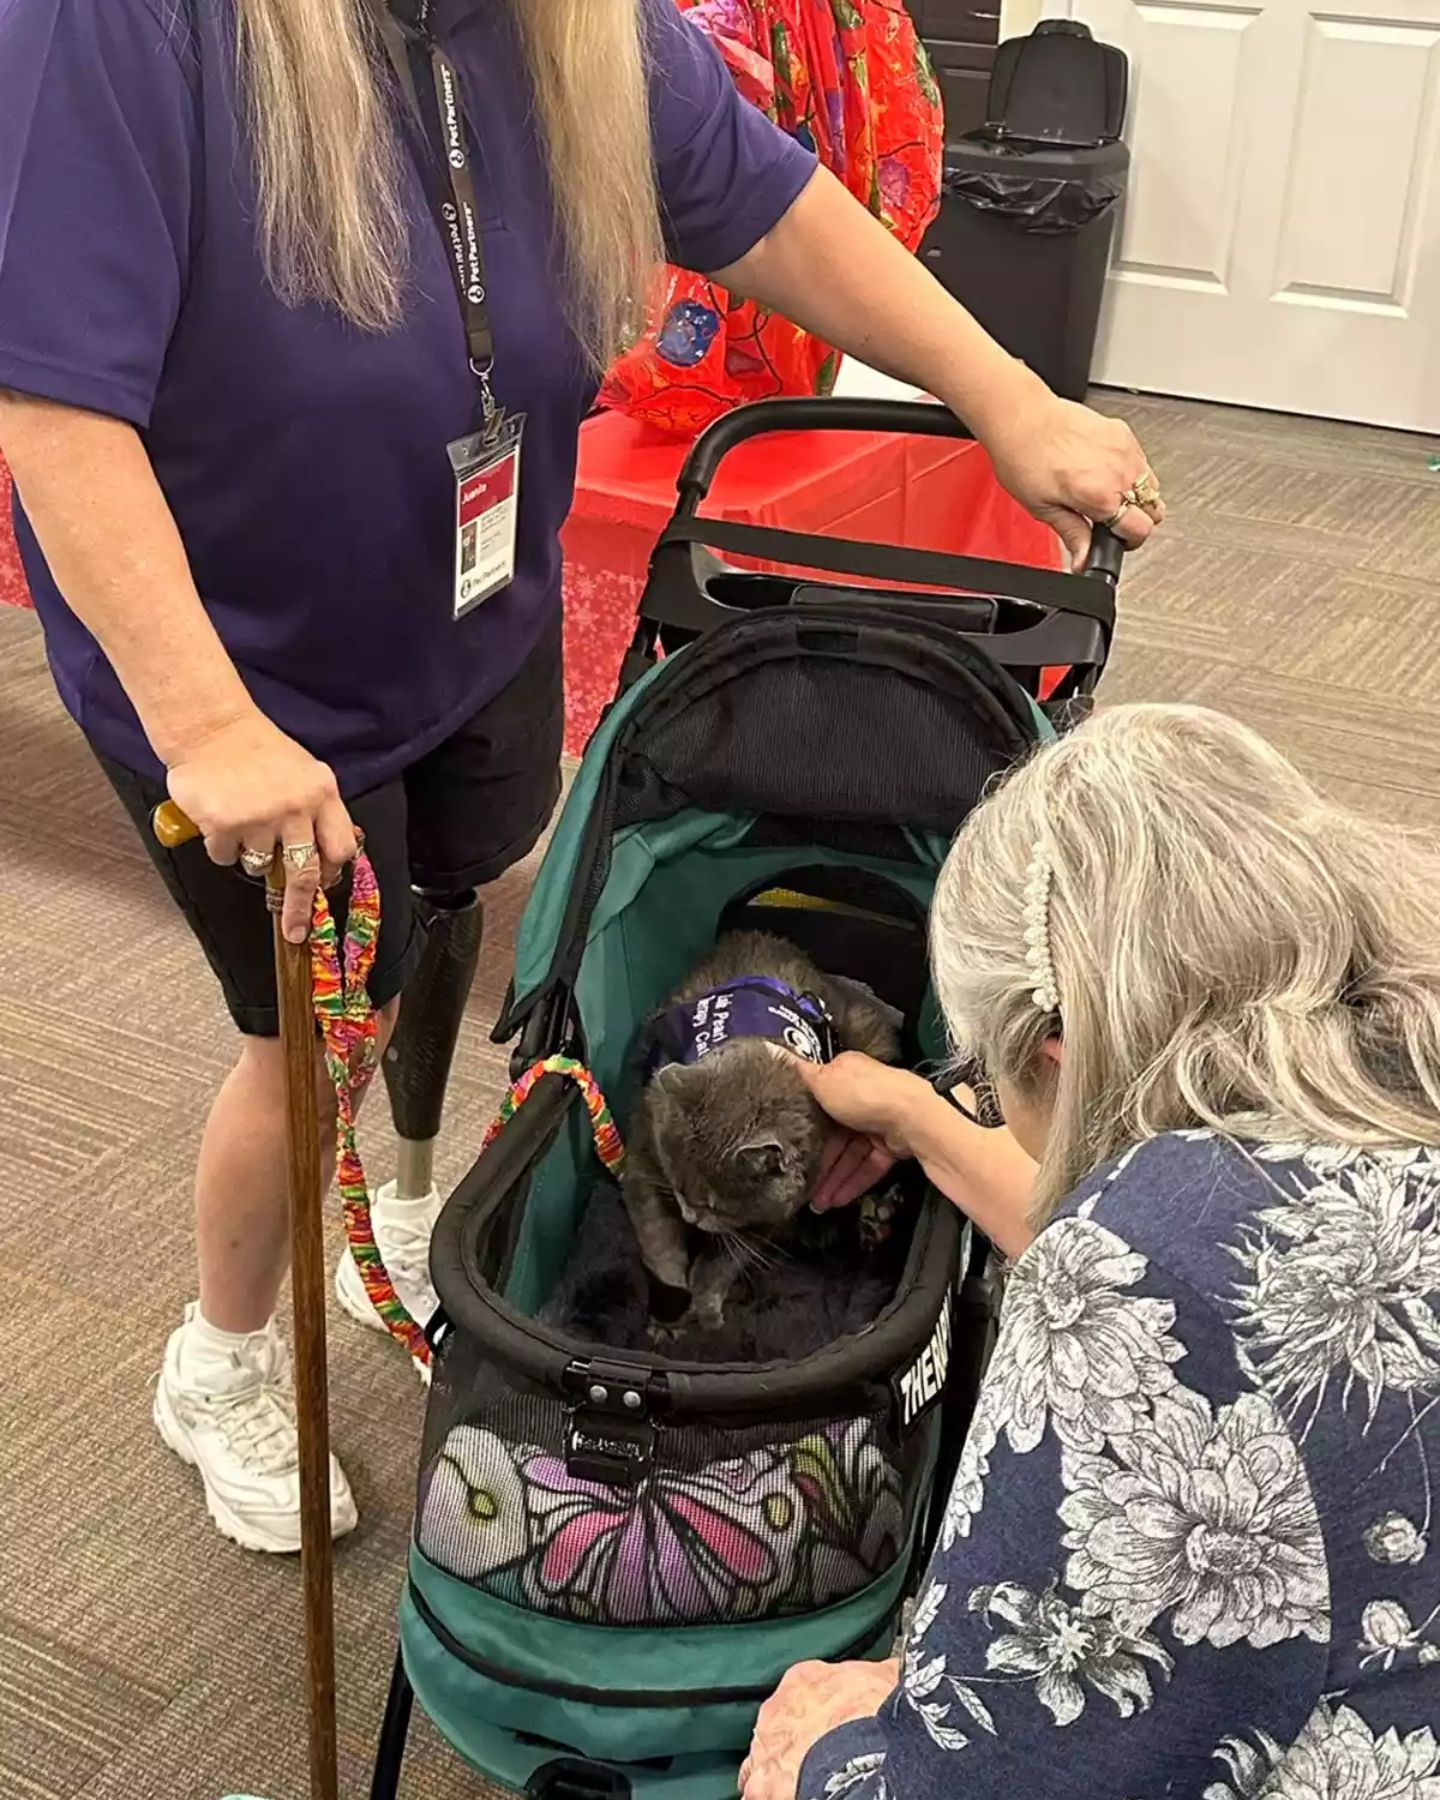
left=792, top=1053, right=1037, bottom=1260
left=713, top=166, right=1162, bottom=568
left=742, top=1211, right=1327, bottom=1800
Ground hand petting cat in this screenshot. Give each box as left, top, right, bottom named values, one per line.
left=788, top=1052, right=943, bottom=1211
left=791, top=1053, right=1038, bottom=1257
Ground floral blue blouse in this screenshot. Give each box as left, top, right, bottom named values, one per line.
left=800, top=1132, right=1440, bottom=1800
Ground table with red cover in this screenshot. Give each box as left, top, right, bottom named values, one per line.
left=0, top=459, right=27, bottom=612
left=560, top=408, right=1061, bottom=755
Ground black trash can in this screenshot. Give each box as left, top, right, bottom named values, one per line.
left=920, top=22, right=1131, bottom=403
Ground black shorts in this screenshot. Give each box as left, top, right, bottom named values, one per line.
left=97, top=613, right=564, bottom=1036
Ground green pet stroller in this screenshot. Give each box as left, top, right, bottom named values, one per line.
left=368, top=397, right=1121, bottom=1800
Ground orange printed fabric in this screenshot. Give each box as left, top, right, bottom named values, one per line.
left=598, top=0, right=944, bottom=436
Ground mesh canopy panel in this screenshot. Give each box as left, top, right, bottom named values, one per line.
left=613, top=647, right=1024, bottom=836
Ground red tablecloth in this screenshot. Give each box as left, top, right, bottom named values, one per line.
left=560, top=409, right=1061, bottom=756
left=0, top=459, right=28, bottom=611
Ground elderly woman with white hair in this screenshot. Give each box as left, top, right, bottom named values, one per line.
left=741, top=703, right=1440, bottom=1800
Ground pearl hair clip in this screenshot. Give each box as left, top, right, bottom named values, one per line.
left=1023, top=844, right=1060, bottom=1016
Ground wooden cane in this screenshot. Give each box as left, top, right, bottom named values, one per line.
left=153, top=801, right=340, bottom=1800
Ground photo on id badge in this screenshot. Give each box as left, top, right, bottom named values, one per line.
left=451, top=417, right=524, bottom=618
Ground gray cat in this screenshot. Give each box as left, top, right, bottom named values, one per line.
left=622, top=931, right=902, bottom=1333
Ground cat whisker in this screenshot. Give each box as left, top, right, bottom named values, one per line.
left=721, top=1231, right=773, bottom=1279
left=730, top=1232, right=786, bottom=1273
left=748, top=1231, right=796, bottom=1270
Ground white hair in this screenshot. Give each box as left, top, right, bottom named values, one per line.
left=932, top=702, right=1440, bottom=1220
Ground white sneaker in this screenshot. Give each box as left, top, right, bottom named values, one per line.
left=334, top=1180, right=441, bottom=1383
left=153, top=1305, right=358, bottom=1554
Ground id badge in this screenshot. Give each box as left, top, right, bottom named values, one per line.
left=448, top=413, right=525, bottom=619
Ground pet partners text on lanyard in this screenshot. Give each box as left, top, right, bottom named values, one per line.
left=383, top=0, right=525, bottom=618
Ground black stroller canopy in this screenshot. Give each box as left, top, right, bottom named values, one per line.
left=501, top=601, right=1050, bottom=1047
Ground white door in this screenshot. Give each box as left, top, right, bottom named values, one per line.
left=1047, top=0, right=1440, bottom=429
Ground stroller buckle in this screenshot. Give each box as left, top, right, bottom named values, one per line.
left=562, top=1358, right=664, bottom=1488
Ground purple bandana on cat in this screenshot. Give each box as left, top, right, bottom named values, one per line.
left=647, top=979, right=836, bottom=1076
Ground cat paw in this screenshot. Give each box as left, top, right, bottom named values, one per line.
left=647, top=1318, right=687, bottom=1347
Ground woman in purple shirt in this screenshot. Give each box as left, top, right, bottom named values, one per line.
left=0, top=0, right=1162, bottom=1552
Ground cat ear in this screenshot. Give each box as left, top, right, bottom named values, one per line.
left=826, top=974, right=904, bottom=1034
left=652, top=1063, right=695, bottom=1097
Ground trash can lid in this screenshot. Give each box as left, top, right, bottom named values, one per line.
left=987, top=21, right=1128, bottom=147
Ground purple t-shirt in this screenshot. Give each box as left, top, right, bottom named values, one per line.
left=0, top=0, right=813, bottom=791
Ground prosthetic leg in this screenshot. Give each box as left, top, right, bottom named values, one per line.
left=382, top=889, right=484, bottom=1202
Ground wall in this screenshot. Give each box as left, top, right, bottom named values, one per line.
left=1000, top=0, right=1061, bottom=41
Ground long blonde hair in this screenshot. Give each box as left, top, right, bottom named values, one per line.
left=236, top=0, right=662, bottom=365
left=932, top=703, right=1440, bottom=1220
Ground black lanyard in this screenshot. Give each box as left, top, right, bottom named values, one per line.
left=383, top=0, right=498, bottom=423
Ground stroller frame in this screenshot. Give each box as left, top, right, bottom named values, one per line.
left=369, top=397, right=1120, bottom=1800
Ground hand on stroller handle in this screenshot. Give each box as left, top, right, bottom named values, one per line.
left=641, top=399, right=1127, bottom=699
left=673, top=395, right=1129, bottom=583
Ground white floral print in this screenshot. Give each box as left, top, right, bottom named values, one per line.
left=991, top=1220, right=1186, bottom=1455
left=1358, top=1598, right=1440, bottom=1671
left=1229, top=1151, right=1440, bottom=1428
left=940, top=1217, right=1186, bottom=1548
left=1205, top=1702, right=1440, bottom=1800
left=1366, top=1512, right=1429, bottom=1566
left=936, top=1224, right=1180, bottom=1548
left=1252, top=1141, right=1437, bottom=1182
left=969, top=1580, right=1171, bottom=1725
left=939, top=1385, right=999, bottom=1548
left=893, top=1569, right=1170, bottom=1749
left=795, top=1137, right=1438, bottom=1800
left=820, top=1752, right=889, bottom=1800
left=1059, top=1388, right=1329, bottom=1649
left=899, top=1579, right=995, bottom=1751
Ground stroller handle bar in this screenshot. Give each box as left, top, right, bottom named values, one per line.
left=633, top=397, right=1124, bottom=688
left=672, top=394, right=1125, bottom=586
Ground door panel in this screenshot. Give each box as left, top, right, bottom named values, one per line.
left=1056, top=0, right=1440, bottom=426
left=1277, top=15, right=1440, bottom=307
left=1108, top=3, right=1259, bottom=289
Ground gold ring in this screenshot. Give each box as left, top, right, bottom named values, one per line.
left=1123, top=473, right=1163, bottom=516
left=282, top=841, right=317, bottom=873
left=239, top=846, right=274, bottom=877
left=1099, top=502, right=1132, bottom=531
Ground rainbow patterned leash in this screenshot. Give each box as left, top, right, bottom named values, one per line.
left=310, top=856, right=430, bottom=1367
left=310, top=867, right=625, bottom=1371
left=479, top=1055, right=626, bottom=1177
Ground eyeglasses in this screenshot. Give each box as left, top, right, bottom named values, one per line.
left=927, top=1061, right=1004, bottom=1128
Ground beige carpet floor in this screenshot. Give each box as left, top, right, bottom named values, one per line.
left=2, top=393, right=1438, bottom=1800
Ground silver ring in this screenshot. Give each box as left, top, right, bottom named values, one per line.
left=239, top=846, right=274, bottom=877
left=282, top=841, right=317, bottom=873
